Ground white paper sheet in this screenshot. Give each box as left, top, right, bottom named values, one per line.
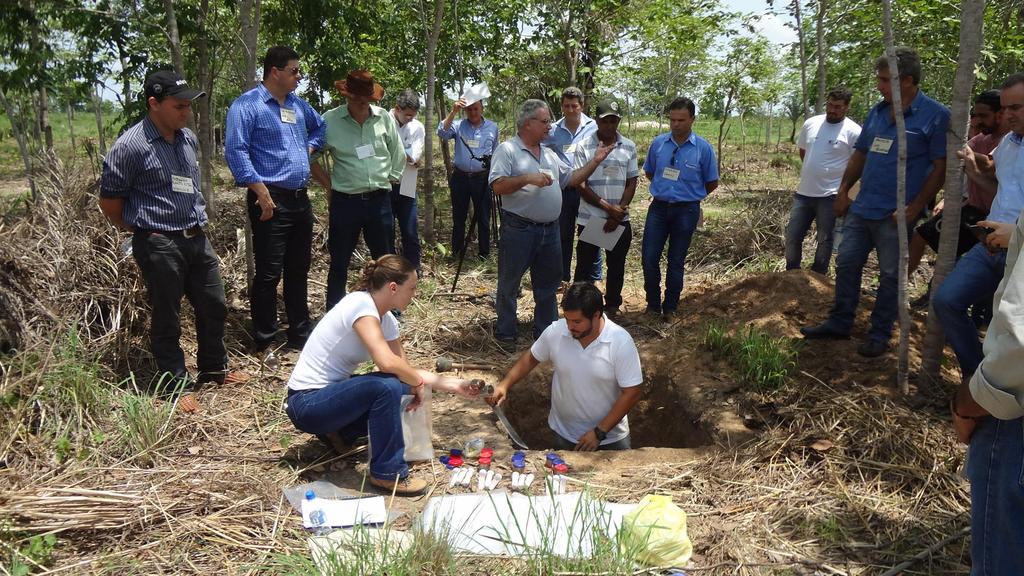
left=399, top=166, right=418, bottom=198
left=579, top=217, right=625, bottom=251
left=462, top=82, right=491, bottom=106
left=301, top=495, right=387, bottom=528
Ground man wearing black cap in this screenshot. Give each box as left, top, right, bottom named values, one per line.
left=311, top=70, right=405, bottom=309
left=225, top=46, right=326, bottom=356
left=572, top=101, right=638, bottom=317
left=99, top=70, right=245, bottom=403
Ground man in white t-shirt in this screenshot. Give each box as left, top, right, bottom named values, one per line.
left=786, top=87, right=862, bottom=274
left=488, top=282, right=644, bottom=451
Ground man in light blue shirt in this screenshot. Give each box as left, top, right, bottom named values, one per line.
left=801, top=47, right=949, bottom=358
left=933, top=73, right=1024, bottom=379
left=225, top=45, right=325, bottom=354
left=545, top=87, right=598, bottom=284
left=438, top=96, right=499, bottom=259
left=641, top=97, right=719, bottom=319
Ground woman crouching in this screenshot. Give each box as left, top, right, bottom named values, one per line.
left=285, top=255, right=478, bottom=495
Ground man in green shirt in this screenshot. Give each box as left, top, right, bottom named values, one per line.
left=313, top=70, right=406, bottom=308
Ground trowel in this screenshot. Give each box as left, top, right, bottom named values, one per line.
left=471, top=380, right=529, bottom=450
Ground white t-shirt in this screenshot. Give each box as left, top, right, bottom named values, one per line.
left=530, top=318, right=643, bottom=445
left=288, top=291, right=400, bottom=391
left=797, top=115, right=861, bottom=198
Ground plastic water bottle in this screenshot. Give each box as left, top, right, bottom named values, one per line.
left=304, top=490, right=329, bottom=534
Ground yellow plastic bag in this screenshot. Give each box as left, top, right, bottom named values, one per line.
left=620, top=494, right=693, bottom=567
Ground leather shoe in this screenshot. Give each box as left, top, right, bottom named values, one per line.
left=800, top=324, right=850, bottom=340
left=857, top=339, right=889, bottom=358
left=369, top=474, right=427, bottom=495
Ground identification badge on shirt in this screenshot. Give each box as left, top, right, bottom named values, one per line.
left=870, top=137, right=894, bottom=154
left=539, top=168, right=555, bottom=183
left=356, top=144, right=375, bottom=159
left=563, top=144, right=576, bottom=155
left=662, top=167, right=681, bottom=181
left=466, top=139, right=480, bottom=149
left=171, top=174, right=193, bottom=194
left=280, top=108, right=297, bottom=124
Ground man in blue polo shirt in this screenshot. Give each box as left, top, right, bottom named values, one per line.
left=545, top=87, right=598, bottom=285
left=100, top=70, right=244, bottom=398
left=225, top=45, right=325, bottom=354
left=438, top=95, right=499, bottom=259
left=801, top=47, right=949, bottom=357
left=641, top=97, right=719, bottom=320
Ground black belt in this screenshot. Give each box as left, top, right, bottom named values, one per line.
left=652, top=198, right=700, bottom=207
left=266, top=184, right=308, bottom=197
left=136, top=226, right=203, bottom=239
left=500, top=209, right=557, bottom=227
left=453, top=168, right=487, bottom=178
left=332, top=188, right=388, bottom=200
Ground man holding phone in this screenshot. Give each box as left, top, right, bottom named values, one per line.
left=933, top=73, right=1024, bottom=380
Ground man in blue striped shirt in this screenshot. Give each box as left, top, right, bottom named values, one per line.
left=100, top=70, right=241, bottom=396
left=225, top=46, right=326, bottom=354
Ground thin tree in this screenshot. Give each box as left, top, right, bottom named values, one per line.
left=921, top=0, right=986, bottom=382
left=882, top=0, right=910, bottom=393
left=420, top=0, right=446, bottom=245
left=238, top=0, right=261, bottom=92
left=815, top=0, right=827, bottom=113
left=92, top=83, right=106, bottom=155
left=0, top=85, right=37, bottom=199
left=792, top=0, right=810, bottom=118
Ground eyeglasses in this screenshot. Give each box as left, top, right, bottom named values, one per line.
left=278, top=66, right=303, bottom=76
left=532, top=117, right=552, bottom=125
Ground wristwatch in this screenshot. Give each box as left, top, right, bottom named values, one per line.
left=593, top=426, right=607, bottom=442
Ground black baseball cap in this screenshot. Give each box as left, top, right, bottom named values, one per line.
left=144, top=70, right=205, bottom=100
left=595, top=100, right=623, bottom=119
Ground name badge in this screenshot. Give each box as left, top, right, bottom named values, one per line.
left=171, top=174, right=193, bottom=194
left=870, top=137, right=894, bottom=154
left=563, top=144, right=576, bottom=155
left=539, top=168, right=554, bottom=183
left=662, top=167, right=680, bottom=181
left=280, top=108, right=297, bottom=124
left=466, top=139, right=480, bottom=149
left=356, top=144, right=375, bottom=159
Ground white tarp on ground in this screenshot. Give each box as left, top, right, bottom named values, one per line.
left=415, top=490, right=638, bottom=558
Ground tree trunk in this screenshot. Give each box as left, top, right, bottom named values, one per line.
left=563, top=8, right=576, bottom=85
left=739, top=111, right=747, bottom=170
left=39, top=86, right=53, bottom=154
left=0, top=86, right=38, bottom=200
left=196, top=0, right=215, bottom=210
left=793, top=0, right=810, bottom=118
left=239, top=0, right=261, bottom=92
left=815, top=0, right=827, bottom=113
left=921, top=0, right=986, bottom=383
left=422, top=0, right=446, bottom=246
left=765, top=104, right=773, bottom=149
left=163, top=0, right=184, bottom=76
left=717, top=89, right=734, bottom=174
left=117, top=38, right=131, bottom=112
left=66, top=100, right=76, bottom=151
left=882, top=0, right=910, bottom=394
left=92, top=83, right=106, bottom=155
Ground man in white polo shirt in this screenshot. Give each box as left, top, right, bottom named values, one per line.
left=787, top=86, right=861, bottom=274
left=489, top=282, right=644, bottom=451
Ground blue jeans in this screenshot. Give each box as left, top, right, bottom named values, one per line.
left=326, top=190, right=394, bottom=309
left=389, top=184, right=421, bottom=273
left=824, top=212, right=899, bottom=342
left=450, top=172, right=491, bottom=257
left=967, top=416, right=1024, bottom=575
left=932, top=243, right=1006, bottom=378
left=785, top=194, right=837, bottom=274
left=496, top=210, right=561, bottom=342
left=285, top=372, right=410, bottom=481
left=641, top=199, right=700, bottom=313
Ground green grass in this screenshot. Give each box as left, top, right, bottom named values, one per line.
left=116, top=374, right=181, bottom=467
left=0, top=107, right=120, bottom=180
left=702, top=321, right=800, bottom=392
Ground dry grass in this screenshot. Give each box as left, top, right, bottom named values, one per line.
left=0, top=152, right=972, bottom=575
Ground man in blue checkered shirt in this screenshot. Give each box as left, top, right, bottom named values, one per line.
left=226, top=46, right=326, bottom=355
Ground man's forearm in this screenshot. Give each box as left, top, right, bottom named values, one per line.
left=567, top=155, right=603, bottom=188
left=98, top=197, right=130, bottom=231
left=498, top=351, right=540, bottom=391
left=621, top=178, right=637, bottom=208
left=596, top=387, right=643, bottom=433
left=310, top=162, right=331, bottom=189
left=838, top=151, right=866, bottom=197
left=492, top=175, right=535, bottom=196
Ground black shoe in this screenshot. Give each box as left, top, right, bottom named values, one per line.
left=496, top=338, right=517, bottom=354
left=800, top=324, right=851, bottom=340
left=605, top=307, right=620, bottom=320
left=857, top=339, right=889, bottom=358
left=910, top=291, right=931, bottom=311
left=283, top=337, right=307, bottom=351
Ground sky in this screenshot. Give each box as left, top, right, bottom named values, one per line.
left=723, top=0, right=799, bottom=47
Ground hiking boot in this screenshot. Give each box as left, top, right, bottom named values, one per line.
left=800, top=324, right=850, bottom=340
left=857, top=339, right=889, bottom=358
left=369, top=475, right=428, bottom=495
left=198, top=370, right=251, bottom=386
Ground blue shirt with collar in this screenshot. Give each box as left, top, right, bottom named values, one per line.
left=100, top=117, right=208, bottom=231
left=224, top=83, right=326, bottom=190
left=437, top=117, right=499, bottom=173
left=643, top=131, right=719, bottom=202
left=989, top=131, right=1024, bottom=223
left=544, top=113, right=597, bottom=164
left=851, top=90, right=950, bottom=219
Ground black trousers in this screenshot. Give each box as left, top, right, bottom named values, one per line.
left=132, top=230, right=227, bottom=385
left=247, top=187, right=313, bottom=350
left=573, top=220, right=632, bottom=310
left=558, top=186, right=581, bottom=281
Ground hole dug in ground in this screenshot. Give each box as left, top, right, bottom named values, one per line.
left=502, top=371, right=714, bottom=449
